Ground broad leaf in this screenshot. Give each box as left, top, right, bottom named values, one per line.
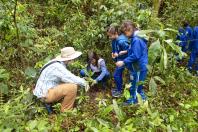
left=148, top=39, right=161, bottom=64
left=149, top=78, right=157, bottom=95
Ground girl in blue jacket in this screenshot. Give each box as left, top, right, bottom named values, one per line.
left=116, top=21, right=148, bottom=105
left=80, top=51, right=110, bottom=89
left=107, top=25, right=129, bottom=97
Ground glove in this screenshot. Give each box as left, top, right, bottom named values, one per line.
left=85, top=82, right=90, bottom=92
left=91, top=80, right=97, bottom=86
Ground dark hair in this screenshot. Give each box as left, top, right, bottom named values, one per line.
left=120, top=20, right=136, bottom=33
left=87, top=51, right=99, bottom=67
left=107, top=25, right=119, bottom=35
left=182, top=20, right=189, bottom=27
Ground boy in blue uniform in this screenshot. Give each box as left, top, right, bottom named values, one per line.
left=107, top=26, right=129, bottom=97
left=183, top=21, right=194, bottom=52
left=176, top=28, right=188, bottom=53
left=187, top=26, right=198, bottom=75
left=116, top=21, right=148, bottom=104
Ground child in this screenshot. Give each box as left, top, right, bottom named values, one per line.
left=187, top=26, right=198, bottom=75
left=176, top=27, right=188, bottom=53
left=80, top=51, right=110, bottom=88
left=182, top=21, right=194, bottom=52
left=107, top=25, right=129, bottom=97
left=116, top=21, right=148, bottom=105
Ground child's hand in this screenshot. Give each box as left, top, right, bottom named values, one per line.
left=116, top=61, right=124, bottom=67
left=119, top=51, right=127, bottom=56
left=111, top=53, right=115, bottom=58
left=114, top=53, right=118, bottom=58
left=112, top=53, right=118, bottom=58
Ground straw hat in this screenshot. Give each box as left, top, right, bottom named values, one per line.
left=54, top=47, right=82, bottom=61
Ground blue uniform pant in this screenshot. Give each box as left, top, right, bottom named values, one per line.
left=113, top=66, right=125, bottom=92
left=188, top=51, right=198, bottom=71
left=130, top=70, right=147, bottom=101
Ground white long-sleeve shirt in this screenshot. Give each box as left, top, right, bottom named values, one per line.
left=33, top=61, right=86, bottom=98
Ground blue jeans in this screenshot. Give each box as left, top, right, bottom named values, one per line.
left=113, top=66, right=125, bottom=92
left=188, top=51, right=198, bottom=71
left=129, top=70, right=147, bottom=101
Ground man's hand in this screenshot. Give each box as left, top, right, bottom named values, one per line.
left=116, top=61, right=124, bottom=67
left=91, top=80, right=97, bottom=86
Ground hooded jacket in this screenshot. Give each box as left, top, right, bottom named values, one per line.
left=123, top=32, right=148, bottom=72
left=192, top=26, right=198, bottom=52
left=112, top=34, right=129, bottom=61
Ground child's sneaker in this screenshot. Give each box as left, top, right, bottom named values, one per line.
left=111, top=88, right=118, bottom=93
left=139, top=92, right=147, bottom=102
left=123, top=98, right=137, bottom=106
left=112, top=91, right=122, bottom=97
left=44, top=103, right=53, bottom=114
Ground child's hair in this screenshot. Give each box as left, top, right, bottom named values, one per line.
left=120, top=20, right=136, bottom=33
left=87, top=51, right=99, bottom=67
left=107, top=25, right=119, bottom=35
left=182, top=20, right=189, bottom=27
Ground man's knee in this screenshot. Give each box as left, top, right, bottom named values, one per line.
left=61, top=83, right=77, bottom=95
left=69, top=84, right=78, bottom=94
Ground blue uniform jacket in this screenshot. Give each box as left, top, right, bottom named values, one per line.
left=123, top=35, right=148, bottom=72
left=185, top=26, right=194, bottom=51
left=111, top=34, right=129, bottom=61
left=176, top=28, right=188, bottom=52
left=192, top=26, right=198, bottom=52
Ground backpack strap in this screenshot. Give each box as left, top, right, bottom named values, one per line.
left=39, top=61, right=61, bottom=74
left=32, top=61, right=61, bottom=91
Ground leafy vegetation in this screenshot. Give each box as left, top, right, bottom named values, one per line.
left=0, top=0, right=198, bottom=131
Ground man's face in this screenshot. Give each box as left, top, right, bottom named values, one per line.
left=65, top=60, right=74, bottom=65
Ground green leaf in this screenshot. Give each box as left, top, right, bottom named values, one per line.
left=162, top=47, right=168, bottom=69
left=164, top=28, right=178, bottom=33
left=160, top=51, right=164, bottom=71
left=90, top=127, right=99, bottom=132
left=136, top=30, right=154, bottom=40
left=28, top=120, right=37, bottom=130
left=99, top=105, right=113, bottom=117
left=0, top=83, right=9, bottom=94
left=25, top=67, right=37, bottom=78
left=164, top=39, right=183, bottom=57
left=148, top=39, right=161, bottom=64
left=112, top=100, right=126, bottom=121
left=0, top=69, right=10, bottom=80
left=97, top=118, right=110, bottom=128
left=157, top=30, right=166, bottom=37
left=123, top=87, right=131, bottom=100
left=154, top=76, right=165, bottom=85
left=149, top=78, right=157, bottom=95
left=167, top=125, right=172, bottom=132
